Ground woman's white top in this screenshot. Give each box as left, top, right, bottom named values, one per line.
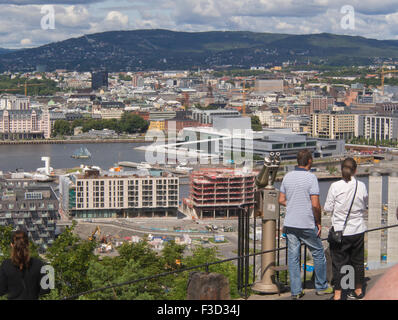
left=324, top=177, right=368, bottom=236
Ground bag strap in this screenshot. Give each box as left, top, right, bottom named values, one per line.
left=342, top=179, right=358, bottom=232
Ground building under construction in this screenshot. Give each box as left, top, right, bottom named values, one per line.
left=182, top=168, right=255, bottom=219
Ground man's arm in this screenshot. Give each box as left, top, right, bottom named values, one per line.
left=311, top=194, right=322, bottom=237
left=278, top=192, right=286, bottom=207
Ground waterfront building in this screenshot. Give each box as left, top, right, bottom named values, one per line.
left=181, top=117, right=345, bottom=160
left=0, top=173, right=59, bottom=252
left=59, top=168, right=179, bottom=219
left=0, top=108, right=51, bottom=140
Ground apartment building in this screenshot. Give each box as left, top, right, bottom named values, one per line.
left=358, top=114, right=398, bottom=141
left=0, top=174, right=59, bottom=252
left=60, top=168, right=179, bottom=219
left=311, top=112, right=358, bottom=140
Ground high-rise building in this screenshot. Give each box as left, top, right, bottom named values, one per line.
left=91, top=71, right=108, bottom=90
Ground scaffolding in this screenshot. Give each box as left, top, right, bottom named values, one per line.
left=187, top=168, right=256, bottom=219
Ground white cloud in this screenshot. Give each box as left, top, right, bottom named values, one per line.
left=1, top=0, right=398, bottom=48
left=20, top=38, right=32, bottom=45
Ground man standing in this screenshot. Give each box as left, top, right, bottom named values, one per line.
left=279, top=149, right=333, bottom=299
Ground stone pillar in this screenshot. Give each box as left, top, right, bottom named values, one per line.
left=387, top=173, right=398, bottom=266
left=368, top=173, right=382, bottom=269
left=186, top=272, right=230, bottom=300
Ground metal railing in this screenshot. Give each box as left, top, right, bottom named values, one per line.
left=63, top=222, right=398, bottom=300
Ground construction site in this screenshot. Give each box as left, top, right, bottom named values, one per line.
left=182, top=168, right=256, bottom=219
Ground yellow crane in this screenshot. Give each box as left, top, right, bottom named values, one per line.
left=380, top=66, right=398, bottom=95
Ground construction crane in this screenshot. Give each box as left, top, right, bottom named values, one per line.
left=380, top=66, right=398, bottom=95
left=0, top=81, right=44, bottom=96
left=228, top=79, right=252, bottom=116
left=88, top=226, right=101, bottom=241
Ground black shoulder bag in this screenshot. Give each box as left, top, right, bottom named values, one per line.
left=327, top=180, right=358, bottom=245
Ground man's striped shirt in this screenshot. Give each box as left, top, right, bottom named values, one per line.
left=280, top=168, right=319, bottom=229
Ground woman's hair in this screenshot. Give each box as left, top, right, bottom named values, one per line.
left=341, top=157, right=357, bottom=182
left=11, top=230, right=31, bottom=271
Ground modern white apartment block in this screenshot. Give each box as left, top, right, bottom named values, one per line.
left=60, top=168, right=179, bottom=219
left=358, top=114, right=398, bottom=141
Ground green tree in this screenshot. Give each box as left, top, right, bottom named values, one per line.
left=83, top=240, right=167, bottom=300
left=52, top=120, right=71, bottom=137
left=165, top=246, right=240, bottom=300
left=251, top=116, right=263, bottom=131
left=43, top=222, right=97, bottom=299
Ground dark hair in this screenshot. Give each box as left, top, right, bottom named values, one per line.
left=297, top=149, right=313, bottom=167
left=11, top=230, right=31, bottom=271
left=341, top=157, right=357, bottom=182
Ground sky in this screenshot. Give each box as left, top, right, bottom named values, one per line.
left=2, top=0, right=398, bottom=49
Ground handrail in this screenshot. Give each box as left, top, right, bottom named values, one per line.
left=63, top=223, right=398, bottom=300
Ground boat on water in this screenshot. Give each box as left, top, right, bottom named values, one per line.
left=137, top=162, right=152, bottom=170
left=71, top=147, right=92, bottom=159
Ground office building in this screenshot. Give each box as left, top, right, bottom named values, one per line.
left=91, top=71, right=108, bottom=90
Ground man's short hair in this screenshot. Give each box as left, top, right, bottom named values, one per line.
left=297, top=149, right=313, bottom=167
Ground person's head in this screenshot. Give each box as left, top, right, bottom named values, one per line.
left=341, top=157, right=357, bottom=182
left=10, top=230, right=30, bottom=271
left=297, top=149, right=313, bottom=169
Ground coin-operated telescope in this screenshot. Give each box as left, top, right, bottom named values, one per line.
left=252, top=152, right=281, bottom=294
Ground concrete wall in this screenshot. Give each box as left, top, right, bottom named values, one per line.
left=368, top=174, right=382, bottom=269
left=387, top=174, right=398, bottom=266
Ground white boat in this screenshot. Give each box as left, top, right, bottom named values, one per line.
left=176, top=165, right=193, bottom=172
left=137, top=162, right=152, bottom=170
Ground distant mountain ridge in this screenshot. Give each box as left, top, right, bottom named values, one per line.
left=1, top=29, right=398, bottom=72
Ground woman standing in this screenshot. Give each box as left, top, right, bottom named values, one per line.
left=0, top=230, right=50, bottom=300
left=324, top=158, right=368, bottom=300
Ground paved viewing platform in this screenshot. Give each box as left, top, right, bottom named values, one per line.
left=247, top=268, right=387, bottom=300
